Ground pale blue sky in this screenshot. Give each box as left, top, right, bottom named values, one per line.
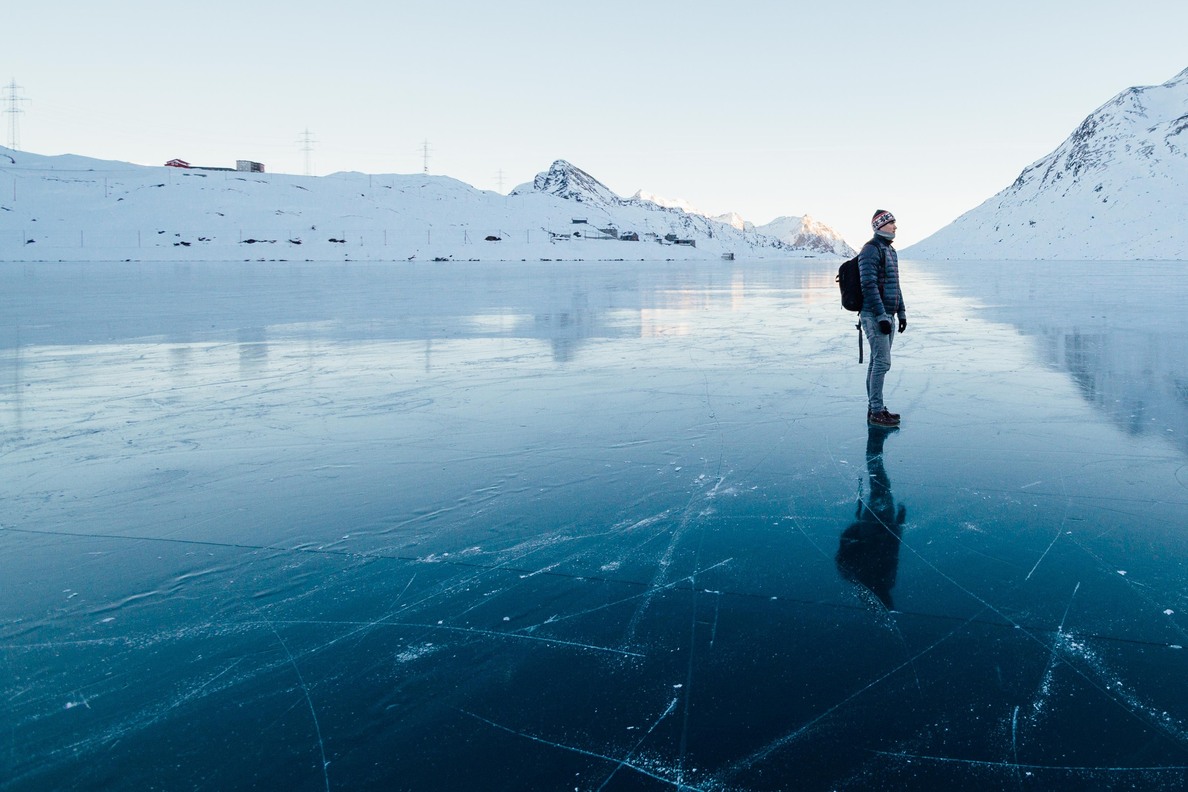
left=6, top=1, right=1187, bottom=246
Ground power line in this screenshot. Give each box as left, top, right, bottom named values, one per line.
left=3, top=79, right=29, bottom=151
left=298, top=128, right=317, bottom=176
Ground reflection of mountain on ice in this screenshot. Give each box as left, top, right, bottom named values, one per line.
left=0, top=259, right=836, bottom=365
left=906, top=66, right=1188, bottom=260
left=935, top=261, right=1188, bottom=453
left=1038, top=324, right=1188, bottom=448
left=0, top=149, right=853, bottom=262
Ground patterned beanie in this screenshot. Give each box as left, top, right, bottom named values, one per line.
left=872, top=210, right=896, bottom=231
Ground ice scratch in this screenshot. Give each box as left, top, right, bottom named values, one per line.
left=256, top=613, right=331, bottom=792
left=1030, top=582, right=1080, bottom=719
left=511, top=559, right=731, bottom=636
left=396, top=622, right=646, bottom=658
left=708, top=590, right=721, bottom=649
left=596, top=697, right=680, bottom=791
left=873, top=750, right=1188, bottom=773
left=623, top=477, right=726, bottom=644
left=460, top=708, right=709, bottom=791
left=1011, top=704, right=1022, bottom=782
left=1025, top=522, right=1067, bottom=581
left=717, top=609, right=988, bottom=784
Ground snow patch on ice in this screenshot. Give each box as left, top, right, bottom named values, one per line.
left=395, top=643, right=438, bottom=664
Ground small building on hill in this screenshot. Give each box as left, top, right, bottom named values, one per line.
left=165, top=158, right=265, bottom=173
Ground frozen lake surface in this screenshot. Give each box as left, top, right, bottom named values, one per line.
left=2, top=258, right=1187, bottom=791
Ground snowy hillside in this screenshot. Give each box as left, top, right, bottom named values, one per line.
left=0, top=149, right=851, bottom=262
left=905, top=66, right=1188, bottom=260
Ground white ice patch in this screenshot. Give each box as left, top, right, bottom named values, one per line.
left=396, top=643, right=437, bottom=663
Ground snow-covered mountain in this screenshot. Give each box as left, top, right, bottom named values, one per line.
left=0, top=148, right=855, bottom=263
left=630, top=190, right=701, bottom=216
left=753, top=215, right=856, bottom=256
left=710, top=212, right=752, bottom=232
left=519, top=159, right=625, bottom=206
left=626, top=185, right=852, bottom=254
left=630, top=190, right=752, bottom=232
left=906, top=66, right=1188, bottom=260
left=629, top=190, right=754, bottom=233
left=513, top=160, right=853, bottom=257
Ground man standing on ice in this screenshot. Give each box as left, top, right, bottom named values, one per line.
left=859, top=210, right=907, bottom=427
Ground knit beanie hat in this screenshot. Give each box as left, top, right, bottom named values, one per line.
left=872, top=210, right=896, bottom=231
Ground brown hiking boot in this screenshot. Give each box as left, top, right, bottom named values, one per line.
left=867, top=409, right=900, bottom=427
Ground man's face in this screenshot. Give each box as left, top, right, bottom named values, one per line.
left=881, top=221, right=897, bottom=234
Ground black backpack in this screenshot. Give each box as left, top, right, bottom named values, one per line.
left=835, top=245, right=885, bottom=313
left=836, top=245, right=886, bottom=362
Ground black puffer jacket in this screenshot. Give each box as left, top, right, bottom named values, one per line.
left=857, top=236, right=906, bottom=322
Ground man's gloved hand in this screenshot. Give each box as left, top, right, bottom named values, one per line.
left=878, top=319, right=893, bottom=335
left=898, top=316, right=907, bottom=333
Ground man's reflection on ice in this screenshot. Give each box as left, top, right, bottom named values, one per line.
left=836, top=425, right=906, bottom=610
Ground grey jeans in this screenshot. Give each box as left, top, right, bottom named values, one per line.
left=860, top=314, right=896, bottom=413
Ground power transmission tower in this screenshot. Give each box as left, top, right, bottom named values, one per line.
left=298, top=128, right=317, bottom=176
left=421, top=139, right=431, bottom=174
left=495, top=169, right=505, bottom=193
left=3, top=80, right=29, bottom=151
